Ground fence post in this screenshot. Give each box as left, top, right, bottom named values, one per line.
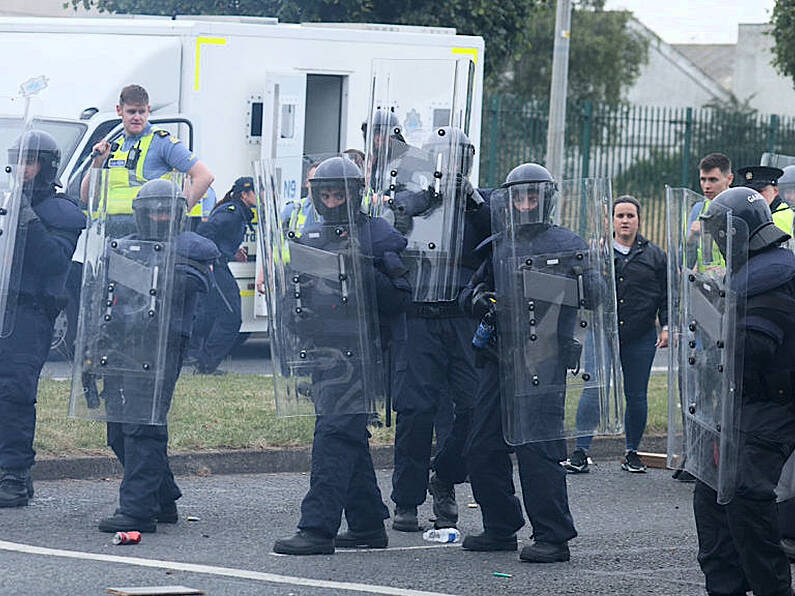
left=487, top=94, right=501, bottom=188
left=768, top=114, right=780, bottom=153
left=580, top=101, right=593, bottom=179
left=680, top=107, right=693, bottom=187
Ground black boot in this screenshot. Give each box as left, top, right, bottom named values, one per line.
left=156, top=501, right=179, bottom=524
left=98, top=512, right=157, bottom=533
left=273, top=530, right=335, bottom=555
left=461, top=531, right=517, bottom=551
left=392, top=505, right=421, bottom=532
left=519, top=541, right=570, bottom=563
left=429, top=473, right=458, bottom=528
left=0, top=468, right=30, bottom=508
left=335, top=526, right=388, bottom=549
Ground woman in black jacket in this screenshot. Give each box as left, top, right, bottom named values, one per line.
left=563, top=195, right=668, bottom=474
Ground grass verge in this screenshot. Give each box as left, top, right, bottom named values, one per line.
left=35, top=370, right=670, bottom=458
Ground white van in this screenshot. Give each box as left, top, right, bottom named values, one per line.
left=0, top=15, right=484, bottom=350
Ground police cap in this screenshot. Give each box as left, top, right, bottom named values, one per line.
left=736, top=165, right=784, bottom=191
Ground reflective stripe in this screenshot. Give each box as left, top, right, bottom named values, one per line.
left=288, top=197, right=309, bottom=237
left=100, top=128, right=172, bottom=217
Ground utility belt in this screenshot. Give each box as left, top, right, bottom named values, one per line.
left=407, top=301, right=461, bottom=319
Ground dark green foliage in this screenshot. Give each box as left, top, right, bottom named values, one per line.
left=63, top=0, right=545, bottom=79
left=499, top=0, right=649, bottom=105
left=771, top=0, right=795, bottom=88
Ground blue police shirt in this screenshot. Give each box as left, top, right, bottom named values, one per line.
left=118, top=123, right=198, bottom=179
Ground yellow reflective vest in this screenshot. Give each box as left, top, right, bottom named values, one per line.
left=103, top=127, right=201, bottom=217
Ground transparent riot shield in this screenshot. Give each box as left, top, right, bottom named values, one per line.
left=0, top=95, right=39, bottom=337
left=761, top=153, right=795, bottom=169
left=491, top=178, right=622, bottom=445
left=666, top=188, right=709, bottom=471
left=256, top=154, right=386, bottom=417
left=363, top=57, right=475, bottom=301
left=672, top=199, right=747, bottom=504
left=69, top=170, right=189, bottom=425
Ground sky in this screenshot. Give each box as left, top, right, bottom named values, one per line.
left=604, top=0, right=776, bottom=44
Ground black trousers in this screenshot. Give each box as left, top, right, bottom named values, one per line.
left=464, top=359, right=577, bottom=543
left=0, top=301, right=57, bottom=470
left=694, top=400, right=795, bottom=596
left=105, top=336, right=187, bottom=519
left=297, top=413, right=389, bottom=539
left=390, top=315, right=476, bottom=508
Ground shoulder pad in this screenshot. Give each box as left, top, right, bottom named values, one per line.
left=176, top=231, right=222, bottom=262
left=156, top=129, right=170, bottom=138
left=35, top=196, right=87, bottom=231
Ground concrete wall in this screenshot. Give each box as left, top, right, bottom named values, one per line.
left=732, top=23, right=795, bottom=117
left=624, top=20, right=731, bottom=108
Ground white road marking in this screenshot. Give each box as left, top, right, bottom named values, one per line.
left=271, top=543, right=460, bottom=555
left=0, top=539, right=454, bottom=596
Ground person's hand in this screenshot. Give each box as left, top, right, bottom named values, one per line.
left=256, top=268, right=266, bottom=294
left=234, top=247, right=248, bottom=263
left=471, top=283, right=496, bottom=319
left=656, top=328, right=669, bottom=348
left=90, top=140, right=112, bottom=167
left=18, top=193, right=38, bottom=225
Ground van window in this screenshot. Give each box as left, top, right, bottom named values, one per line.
left=0, top=118, right=86, bottom=179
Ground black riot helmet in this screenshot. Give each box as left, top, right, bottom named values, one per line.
left=132, top=179, right=186, bottom=241
left=501, top=163, right=559, bottom=227
left=8, top=129, right=61, bottom=191
left=700, top=187, right=788, bottom=260
left=421, top=126, right=476, bottom=177
left=308, top=156, right=365, bottom=224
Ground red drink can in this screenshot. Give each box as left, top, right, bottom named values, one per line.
left=113, top=531, right=142, bottom=545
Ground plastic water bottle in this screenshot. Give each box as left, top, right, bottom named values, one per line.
left=472, top=311, right=495, bottom=349
left=423, top=528, right=461, bottom=543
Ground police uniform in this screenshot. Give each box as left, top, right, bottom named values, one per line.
left=390, top=187, right=491, bottom=530
left=99, top=184, right=219, bottom=532
left=692, top=187, right=795, bottom=596
left=737, top=165, right=792, bottom=232
left=0, top=131, right=86, bottom=507
left=192, top=180, right=255, bottom=374
left=273, top=156, right=411, bottom=555
left=101, top=123, right=199, bottom=234
left=458, top=164, right=591, bottom=563
left=459, top=224, right=580, bottom=553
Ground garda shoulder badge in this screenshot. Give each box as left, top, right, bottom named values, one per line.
left=227, top=205, right=236, bottom=211
left=156, top=129, right=170, bottom=138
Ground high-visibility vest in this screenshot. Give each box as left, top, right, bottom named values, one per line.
left=772, top=202, right=795, bottom=236
left=694, top=199, right=726, bottom=272
left=103, top=128, right=201, bottom=217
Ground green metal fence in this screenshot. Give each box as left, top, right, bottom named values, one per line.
left=479, top=94, right=795, bottom=247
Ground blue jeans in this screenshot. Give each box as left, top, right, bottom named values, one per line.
left=575, top=327, right=657, bottom=453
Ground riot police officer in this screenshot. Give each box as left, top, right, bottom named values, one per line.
left=272, top=157, right=411, bottom=555
left=0, top=130, right=86, bottom=507
left=389, top=127, right=489, bottom=532
left=190, top=176, right=256, bottom=375
left=96, top=179, right=219, bottom=532
left=693, top=187, right=795, bottom=596
left=459, top=163, right=584, bottom=563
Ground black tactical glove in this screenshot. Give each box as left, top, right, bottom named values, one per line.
left=455, top=173, right=483, bottom=211
left=471, top=282, right=496, bottom=319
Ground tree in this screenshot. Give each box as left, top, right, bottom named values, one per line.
left=771, top=0, right=795, bottom=88
left=64, top=0, right=546, bottom=79
left=499, top=0, right=649, bottom=105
